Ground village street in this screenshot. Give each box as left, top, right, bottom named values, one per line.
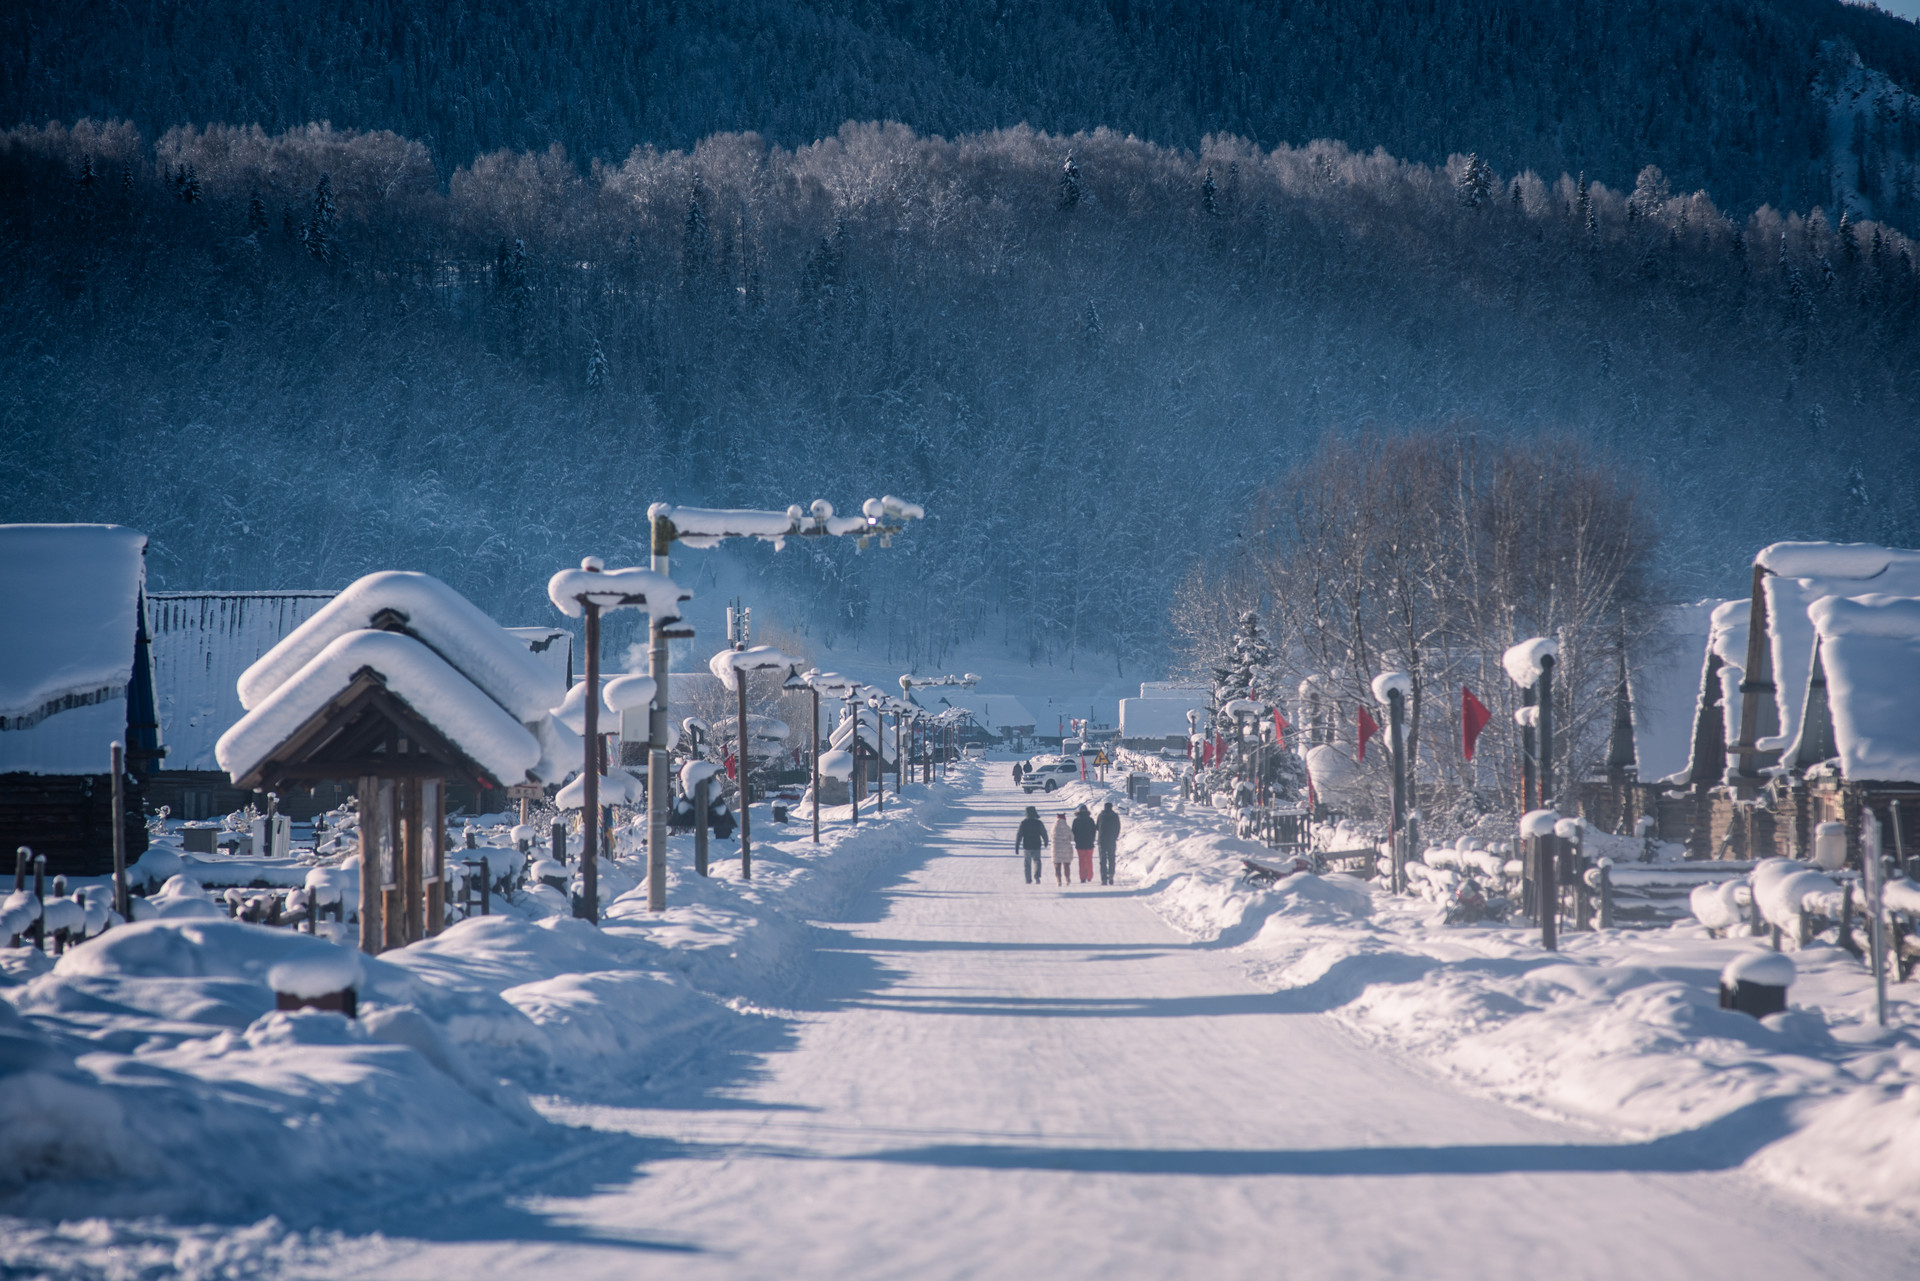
left=339, top=766, right=1920, bottom=1281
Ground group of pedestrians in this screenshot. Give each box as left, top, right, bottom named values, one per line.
left=1014, top=800, right=1121, bottom=886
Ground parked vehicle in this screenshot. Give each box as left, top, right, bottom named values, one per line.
left=1021, top=758, right=1081, bottom=792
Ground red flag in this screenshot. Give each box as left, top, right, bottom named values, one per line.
left=1357, top=706, right=1380, bottom=761
left=1273, top=708, right=1289, bottom=747
left=1461, top=685, right=1492, bottom=761
left=725, top=753, right=738, bottom=780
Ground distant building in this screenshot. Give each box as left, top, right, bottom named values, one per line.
left=915, top=692, right=1036, bottom=744
left=146, top=590, right=338, bottom=819
left=0, top=525, right=157, bottom=875
left=1119, top=697, right=1205, bottom=750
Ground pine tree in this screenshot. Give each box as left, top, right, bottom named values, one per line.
left=1210, top=611, right=1276, bottom=716
left=1456, top=153, right=1493, bottom=208
left=303, top=172, right=337, bottom=263
left=247, top=188, right=268, bottom=234
left=586, top=336, right=609, bottom=393
left=75, top=154, right=96, bottom=195
left=1059, top=151, right=1082, bottom=210
left=1082, top=298, right=1102, bottom=340
left=176, top=164, right=201, bottom=204
left=1839, top=211, right=1859, bottom=265
left=1201, top=168, right=1219, bottom=217
left=683, top=172, right=710, bottom=283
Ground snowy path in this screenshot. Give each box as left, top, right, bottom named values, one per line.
left=354, top=767, right=1920, bottom=1280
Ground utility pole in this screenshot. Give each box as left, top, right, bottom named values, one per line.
left=548, top=558, right=687, bottom=921
left=645, top=500, right=923, bottom=908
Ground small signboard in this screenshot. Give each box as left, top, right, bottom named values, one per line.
left=505, top=783, right=545, bottom=802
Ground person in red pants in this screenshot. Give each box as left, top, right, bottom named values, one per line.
left=1071, top=804, right=1097, bottom=883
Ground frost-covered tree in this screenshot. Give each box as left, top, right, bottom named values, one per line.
left=1456, top=153, right=1493, bottom=208
left=1211, top=611, right=1277, bottom=719
left=1060, top=151, right=1082, bottom=210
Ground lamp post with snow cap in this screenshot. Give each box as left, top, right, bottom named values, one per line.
left=1504, top=638, right=1559, bottom=810
left=643, top=499, right=924, bottom=906
left=710, top=645, right=800, bottom=880
left=1371, top=672, right=1413, bottom=894
left=547, top=558, right=688, bottom=922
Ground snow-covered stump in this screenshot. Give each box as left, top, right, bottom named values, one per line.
left=269, top=948, right=365, bottom=1018
left=1720, top=951, right=1794, bottom=1018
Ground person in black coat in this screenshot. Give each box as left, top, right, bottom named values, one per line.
left=1014, top=805, right=1049, bottom=884
left=1071, top=805, right=1098, bottom=883
left=1012, top=761, right=1025, bottom=786
left=1095, top=801, right=1122, bottom=884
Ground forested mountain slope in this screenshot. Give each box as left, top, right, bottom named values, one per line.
left=3, top=121, right=1916, bottom=670
left=8, top=0, right=1920, bottom=228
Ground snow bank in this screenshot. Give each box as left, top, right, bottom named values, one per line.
left=266, top=945, right=365, bottom=998
left=218, top=629, right=541, bottom=786
left=239, top=571, right=561, bottom=721
left=1122, top=794, right=1920, bottom=1224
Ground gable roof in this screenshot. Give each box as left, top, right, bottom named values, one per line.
left=1628, top=600, right=1731, bottom=785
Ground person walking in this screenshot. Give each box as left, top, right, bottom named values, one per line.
left=1015, top=805, right=1048, bottom=885
left=1012, top=761, right=1025, bottom=787
left=1071, top=804, right=1097, bottom=884
left=1051, top=813, right=1074, bottom=886
left=1096, top=801, right=1122, bottom=885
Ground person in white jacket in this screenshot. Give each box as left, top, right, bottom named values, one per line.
left=1050, top=813, right=1075, bottom=886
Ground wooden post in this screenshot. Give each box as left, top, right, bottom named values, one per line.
left=579, top=599, right=601, bottom=921
left=381, top=778, right=404, bottom=951
left=1537, top=832, right=1558, bottom=952
left=424, top=778, right=445, bottom=937
left=875, top=708, right=885, bottom=813
left=401, top=777, right=424, bottom=944
left=648, top=512, right=673, bottom=914
left=1598, top=863, right=1614, bottom=929
left=694, top=777, right=710, bottom=876
left=811, top=685, right=821, bottom=843
left=1387, top=689, right=1407, bottom=894
left=1520, top=686, right=1537, bottom=812
left=30, top=852, right=45, bottom=951
left=1538, top=654, right=1556, bottom=810
left=358, top=775, right=383, bottom=953
left=737, top=664, right=753, bottom=879
left=897, top=710, right=905, bottom=795
left=552, top=818, right=568, bottom=864
left=110, top=742, right=129, bottom=919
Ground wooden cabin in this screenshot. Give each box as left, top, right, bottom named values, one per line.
left=0, top=525, right=157, bottom=876
left=216, top=571, right=572, bottom=952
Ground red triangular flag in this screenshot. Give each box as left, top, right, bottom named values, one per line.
left=1273, top=708, right=1288, bottom=747
left=1461, top=685, right=1492, bottom=761
left=1357, top=706, right=1380, bottom=762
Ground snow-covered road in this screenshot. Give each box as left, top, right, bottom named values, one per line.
left=351, top=767, right=1919, bottom=1279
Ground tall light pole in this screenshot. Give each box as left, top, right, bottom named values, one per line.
left=644, top=498, right=923, bottom=908
left=710, top=645, right=799, bottom=880
left=547, top=559, right=687, bottom=921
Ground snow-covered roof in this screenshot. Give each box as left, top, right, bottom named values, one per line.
left=708, top=646, right=800, bottom=690
left=1140, top=681, right=1209, bottom=699
left=216, top=630, right=542, bottom=788
left=149, top=591, right=336, bottom=772
left=1797, top=594, right=1920, bottom=784
left=1120, top=697, right=1204, bottom=740
left=1756, top=542, right=1920, bottom=756
left=240, top=572, right=562, bottom=722
left=919, top=692, right=1036, bottom=732
left=0, top=524, right=147, bottom=775
left=830, top=708, right=896, bottom=762
left=1629, top=600, right=1729, bottom=785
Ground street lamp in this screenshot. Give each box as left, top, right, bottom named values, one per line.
left=547, top=558, right=688, bottom=922
left=642, top=498, right=924, bottom=909
left=709, top=645, right=799, bottom=880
